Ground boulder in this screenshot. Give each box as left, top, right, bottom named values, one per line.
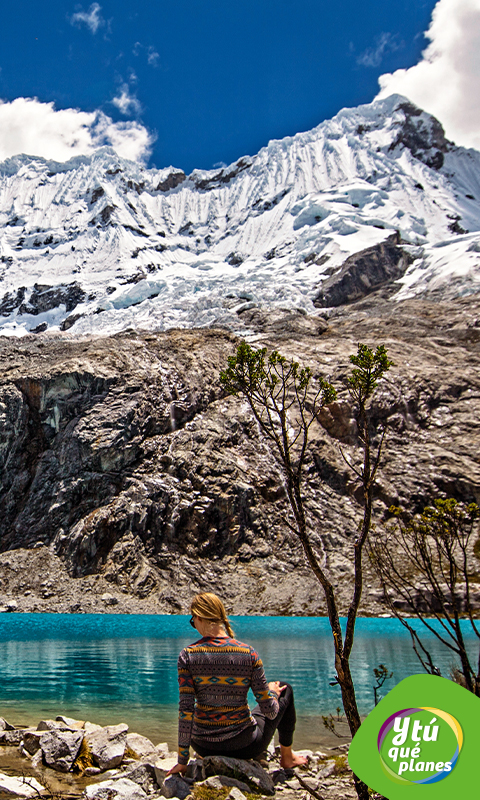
left=196, top=775, right=251, bottom=794
left=0, top=772, right=45, bottom=798
left=22, top=731, right=43, bottom=755
left=37, top=719, right=73, bottom=731
left=85, top=778, right=148, bottom=800
left=0, top=717, right=15, bottom=731
left=202, top=756, right=275, bottom=796
left=155, top=743, right=170, bottom=758
left=126, top=733, right=157, bottom=759
left=39, top=728, right=84, bottom=772
left=84, top=722, right=103, bottom=735
left=0, top=729, right=29, bottom=746
left=86, top=723, right=128, bottom=770
left=56, top=715, right=85, bottom=729
left=153, top=757, right=179, bottom=785
left=122, top=762, right=157, bottom=793
left=160, top=775, right=191, bottom=800
left=184, top=759, right=204, bottom=782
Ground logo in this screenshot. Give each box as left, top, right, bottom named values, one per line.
left=348, top=674, right=480, bottom=798
left=378, top=706, right=462, bottom=784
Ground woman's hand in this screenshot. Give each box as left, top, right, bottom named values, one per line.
left=268, top=680, right=286, bottom=697
left=166, top=763, right=188, bottom=776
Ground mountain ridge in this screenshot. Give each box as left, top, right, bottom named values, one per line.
left=0, top=94, right=479, bottom=338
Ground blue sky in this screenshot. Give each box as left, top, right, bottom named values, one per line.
left=0, top=0, right=460, bottom=171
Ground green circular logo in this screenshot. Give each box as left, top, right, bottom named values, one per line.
left=378, top=706, right=463, bottom=785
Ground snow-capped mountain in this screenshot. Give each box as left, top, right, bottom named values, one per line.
left=1, top=94, right=480, bottom=337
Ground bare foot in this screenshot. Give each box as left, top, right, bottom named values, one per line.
left=280, top=752, right=308, bottom=769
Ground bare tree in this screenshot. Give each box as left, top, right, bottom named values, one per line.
left=370, top=498, right=480, bottom=694
left=220, top=341, right=392, bottom=800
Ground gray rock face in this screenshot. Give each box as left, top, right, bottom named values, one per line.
left=202, top=756, right=275, bottom=795
left=18, top=282, right=86, bottom=316
left=313, top=233, right=413, bottom=307
left=86, top=723, right=128, bottom=770
left=39, top=728, right=84, bottom=772
left=388, top=101, right=452, bottom=169
left=0, top=298, right=479, bottom=617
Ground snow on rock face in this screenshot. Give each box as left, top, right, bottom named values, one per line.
left=0, top=95, right=479, bottom=337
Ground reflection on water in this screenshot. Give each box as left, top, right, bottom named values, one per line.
left=0, top=614, right=477, bottom=750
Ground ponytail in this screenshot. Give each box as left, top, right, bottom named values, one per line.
left=190, top=592, right=234, bottom=637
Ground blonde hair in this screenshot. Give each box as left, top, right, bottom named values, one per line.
left=190, top=592, right=234, bottom=637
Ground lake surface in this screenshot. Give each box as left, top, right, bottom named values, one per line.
left=0, top=614, right=477, bottom=751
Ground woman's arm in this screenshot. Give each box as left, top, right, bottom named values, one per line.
left=177, top=649, right=195, bottom=765
left=251, top=648, right=280, bottom=719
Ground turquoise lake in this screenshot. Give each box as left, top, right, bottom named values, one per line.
left=0, top=614, right=477, bottom=751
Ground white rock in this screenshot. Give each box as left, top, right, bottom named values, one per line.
left=226, top=788, right=247, bottom=800
left=155, top=742, right=170, bottom=758
left=126, top=733, right=157, bottom=759
left=85, top=778, right=148, bottom=800
left=101, top=593, right=119, bottom=606
left=31, top=751, right=43, bottom=769
left=84, top=722, right=103, bottom=734
left=0, top=772, right=45, bottom=798
left=55, top=715, right=85, bottom=729
left=37, top=719, right=70, bottom=731
left=86, top=723, right=128, bottom=770
left=317, top=760, right=336, bottom=779
left=154, top=757, right=179, bottom=785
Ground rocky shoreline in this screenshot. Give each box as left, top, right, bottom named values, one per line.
left=0, top=713, right=369, bottom=800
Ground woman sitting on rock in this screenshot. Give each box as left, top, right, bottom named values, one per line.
left=168, top=592, right=307, bottom=775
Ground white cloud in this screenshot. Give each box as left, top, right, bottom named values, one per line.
left=111, top=84, right=142, bottom=115
left=357, top=33, right=402, bottom=68
left=70, top=3, right=105, bottom=34
left=133, top=42, right=160, bottom=67
left=147, top=48, right=160, bottom=67
left=0, top=97, right=153, bottom=163
left=377, top=0, right=480, bottom=150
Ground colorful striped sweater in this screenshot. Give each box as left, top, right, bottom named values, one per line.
left=177, top=635, right=279, bottom=764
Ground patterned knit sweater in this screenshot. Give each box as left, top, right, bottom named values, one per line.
left=177, top=635, right=279, bottom=764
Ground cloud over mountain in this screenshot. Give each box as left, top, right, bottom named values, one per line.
left=0, top=97, right=153, bottom=163
left=377, top=0, right=480, bottom=150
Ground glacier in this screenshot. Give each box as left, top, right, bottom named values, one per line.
left=0, top=93, right=479, bottom=337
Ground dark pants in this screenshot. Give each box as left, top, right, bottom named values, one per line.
left=192, top=683, right=297, bottom=760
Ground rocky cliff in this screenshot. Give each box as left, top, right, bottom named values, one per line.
left=1, top=291, right=479, bottom=615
